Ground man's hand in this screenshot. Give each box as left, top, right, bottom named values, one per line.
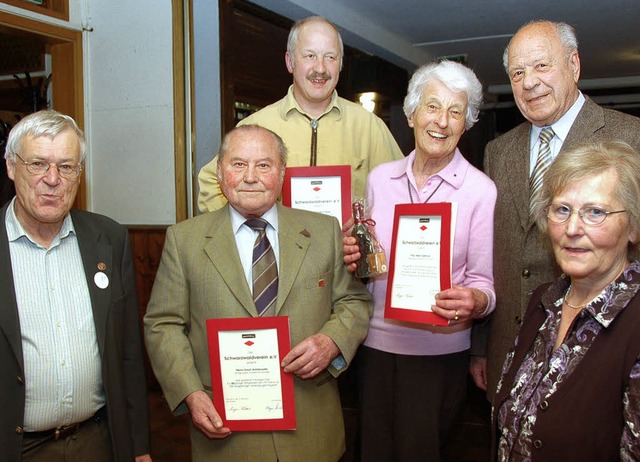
left=342, top=235, right=360, bottom=273
left=281, top=333, right=340, bottom=379
left=469, top=355, right=488, bottom=391
left=342, top=217, right=360, bottom=273
left=184, top=390, right=231, bottom=439
left=135, top=455, right=153, bottom=462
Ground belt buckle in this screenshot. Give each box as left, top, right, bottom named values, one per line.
left=53, top=423, right=79, bottom=441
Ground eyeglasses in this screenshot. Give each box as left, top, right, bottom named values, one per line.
left=546, top=203, right=627, bottom=226
left=14, top=153, right=83, bottom=179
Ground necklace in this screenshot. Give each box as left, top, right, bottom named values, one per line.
left=563, top=267, right=627, bottom=310
left=407, top=177, right=445, bottom=204
left=563, top=285, right=589, bottom=310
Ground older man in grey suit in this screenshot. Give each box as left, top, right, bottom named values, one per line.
left=470, top=20, right=640, bottom=400
left=144, top=125, right=372, bottom=462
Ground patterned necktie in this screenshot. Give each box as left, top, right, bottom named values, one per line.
left=529, top=127, right=555, bottom=216
left=245, top=218, right=278, bottom=316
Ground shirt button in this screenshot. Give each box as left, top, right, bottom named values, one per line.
left=60, top=360, right=66, bottom=366
left=522, top=269, right=531, bottom=278
left=533, top=439, right=543, bottom=449
left=539, top=400, right=549, bottom=410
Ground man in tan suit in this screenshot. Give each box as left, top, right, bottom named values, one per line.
left=144, top=125, right=372, bottom=461
left=470, top=20, right=640, bottom=400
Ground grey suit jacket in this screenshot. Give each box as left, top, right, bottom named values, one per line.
left=0, top=203, right=150, bottom=461
left=144, top=203, right=372, bottom=462
left=477, top=97, right=640, bottom=399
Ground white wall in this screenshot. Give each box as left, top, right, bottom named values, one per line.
left=1, top=0, right=206, bottom=225
left=83, top=0, right=175, bottom=224
left=193, top=0, right=222, bottom=205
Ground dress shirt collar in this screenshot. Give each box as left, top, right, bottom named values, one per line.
left=281, top=85, right=342, bottom=121
left=388, top=148, right=467, bottom=191
left=530, top=91, right=586, bottom=147
left=228, top=203, right=279, bottom=235
left=540, top=260, right=640, bottom=329
left=5, top=197, right=75, bottom=248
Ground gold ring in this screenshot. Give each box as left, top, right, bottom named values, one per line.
left=454, top=310, right=459, bottom=321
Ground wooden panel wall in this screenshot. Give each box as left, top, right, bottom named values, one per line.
left=219, top=0, right=409, bottom=136
left=128, top=226, right=167, bottom=388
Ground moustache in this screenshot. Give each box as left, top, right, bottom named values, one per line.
left=307, top=72, right=331, bottom=81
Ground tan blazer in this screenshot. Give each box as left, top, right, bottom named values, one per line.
left=480, top=97, right=640, bottom=399
left=144, top=203, right=372, bottom=462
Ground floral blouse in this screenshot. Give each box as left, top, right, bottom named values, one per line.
left=496, top=260, right=640, bottom=461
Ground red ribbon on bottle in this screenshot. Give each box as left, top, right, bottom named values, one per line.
left=354, top=218, right=376, bottom=227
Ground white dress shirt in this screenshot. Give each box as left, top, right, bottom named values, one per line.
left=529, top=91, right=586, bottom=175
left=229, top=204, right=280, bottom=293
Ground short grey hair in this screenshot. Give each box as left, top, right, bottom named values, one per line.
left=216, top=125, right=288, bottom=177
left=402, top=60, right=483, bottom=130
left=503, top=20, right=579, bottom=72
left=532, top=140, right=640, bottom=259
left=286, top=16, right=344, bottom=70
left=4, top=110, right=86, bottom=163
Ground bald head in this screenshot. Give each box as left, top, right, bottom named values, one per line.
left=504, top=21, right=581, bottom=127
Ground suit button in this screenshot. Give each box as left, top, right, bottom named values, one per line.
left=17, top=376, right=24, bottom=385
left=533, top=439, right=543, bottom=449
left=515, top=315, right=522, bottom=324
left=522, top=269, right=531, bottom=278
left=540, top=400, right=549, bottom=410
left=15, top=426, right=23, bottom=434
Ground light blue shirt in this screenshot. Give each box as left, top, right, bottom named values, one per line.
left=229, top=205, right=280, bottom=294
left=6, top=198, right=105, bottom=431
left=529, top=92, right=586, bottom=175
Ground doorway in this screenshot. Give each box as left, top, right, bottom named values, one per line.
left=0, top=10, right=84, bottom=208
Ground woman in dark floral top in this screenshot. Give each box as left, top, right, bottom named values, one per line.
left=494, top=140, right=640, bottom=461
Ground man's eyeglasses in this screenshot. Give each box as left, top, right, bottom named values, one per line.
left=546, top=203, right=627, bottom=226
left=14, top=153, right=83, bottom=179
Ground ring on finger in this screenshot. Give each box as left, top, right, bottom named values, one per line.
left=454, top=309, right=459, bottom=321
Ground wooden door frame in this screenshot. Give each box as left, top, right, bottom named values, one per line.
left=0, top=10, right=85, bottom=207
left=172, top=0, right=189, bottom=222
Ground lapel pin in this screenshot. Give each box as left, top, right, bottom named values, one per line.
left=94, top=272, right=109, bottom=289
left=318, top=279, right=325, bottom=287
left=97, top=262, right=107, bottom=271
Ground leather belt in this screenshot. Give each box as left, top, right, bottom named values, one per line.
left=23, top=406, right=107, bottom=442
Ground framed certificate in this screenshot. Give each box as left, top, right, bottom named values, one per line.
left=206, top=316, right=296, bottom=431
left=281, top=165, right=352, bottom=228
left=384, top=203, right=457, bottom=326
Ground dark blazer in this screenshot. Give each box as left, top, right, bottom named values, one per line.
left=478, top=97, right=640, bottom=399
left=0, top=203, right=150, bottom=461
left=493, top=282, right=640, bottom=460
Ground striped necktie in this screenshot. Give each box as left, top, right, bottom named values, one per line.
left=530, top=127, right=555, bottom=216
left=245, top=218, right=278, bottom=316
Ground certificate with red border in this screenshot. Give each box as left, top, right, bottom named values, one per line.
left=384, top=203, right=457, bottom=326
left=206, top=316, right=296, bottom=431
left=281, top=165, right=351, bottom=228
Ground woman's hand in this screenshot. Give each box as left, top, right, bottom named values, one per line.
left=431, top=285, right=488, bottom=323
